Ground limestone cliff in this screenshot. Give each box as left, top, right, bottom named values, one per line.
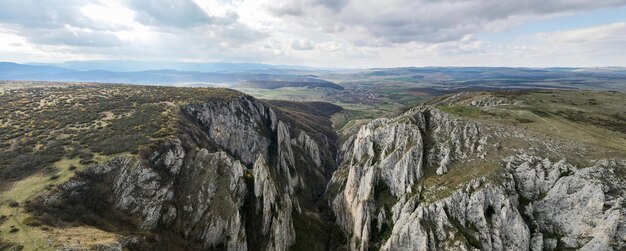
left=327, top=105, right=626, bottom=250
left=31, top=95, right=338, bottom=250
left=29, top=92, right=626, bottom=251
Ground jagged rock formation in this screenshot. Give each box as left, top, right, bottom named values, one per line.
left=31, top=95, right=338, bottom=250
left=29, top=91, right=626, bottom=251
left=327, top=105, right=626, bottom=250
left=507, top=155, right=626, bottom=251
left=328, top=107, right=491, bottom=250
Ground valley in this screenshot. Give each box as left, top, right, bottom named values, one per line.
left=0, top=80, right=624, bottom=250
left=2, top=1, right=626, bottom=250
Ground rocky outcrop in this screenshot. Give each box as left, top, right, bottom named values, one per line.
left=469, top=98, right=512, bottom=108
left=183, top=96, right=277, bottom=165
left=329, top=107, right=491, bottom=250
left=426, top=91, right=518, bottom=108
left=328, top=106, right=626, bottom=250
left=380, top=155, right=626, bottom=251
left=42, top=141, right=250, bottom=250
left=381, top=177, right=530, bottom=251
left=507, top=155, right=626, bottom=251
left=422, top=108, right=487, bottom=174
left=293, top=131, right=322, bottom=168
left=34, top=95, right=337, bottom=250
left=32, top=92, right=626, bottom=250
left=253, top=155, right=296, bottom=250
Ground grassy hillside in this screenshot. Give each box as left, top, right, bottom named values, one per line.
left=0, top=81, right=346, bottom=250
left=0, top=81, right=242, bottom=183
left=431, top=90, right=626, bottom=160
left=1, top=81, right=623, bottom=249
left=0, top=81, right=245, bottom=249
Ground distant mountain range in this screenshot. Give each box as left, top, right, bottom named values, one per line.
left=30, top=60, right=328, bottom=73
left=2, top=61, right=626, bottom=87
left=0, top=62, right=329, bottom=85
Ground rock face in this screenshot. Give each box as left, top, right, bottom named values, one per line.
left=327, top=106, right=626, bottom=250
left=35, top=96, right=336, bottom=250
left=506, top=155, right=626, bottom=251
left=33, top=93, right=626, bottom=250
left=183, top=97, right=277, bottom=165
left=329, top=107, right=491, bottom=250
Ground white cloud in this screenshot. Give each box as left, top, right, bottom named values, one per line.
left=291, top=39, right=315, bottom=50
left=538, top=22, right=626, bottom=45
left=267, top=0, right=626, bottom=44
left=0, top=0, right=624, bottom=67
left=316, top=41, right=343, bottom=52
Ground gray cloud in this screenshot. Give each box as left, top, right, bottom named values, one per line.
left=120, top=0, right=263, bottom=47
left=25, top=27, right=123, bottom=47
left=127, top=0, right=236, bottom=28
left=269, top=0, right=626, bottom=44
left=270, top=0, right=348, bottom=16
left=0, top=0, right=260, bottom=50
left=202, top=23, right=268, bottom=45
left=291, top=39, right=315, bottom=50
left=0, top=0, right=121, bottom=30
left=0, top=0, right=623, bottom=67
left=0, top=0, right=125, bottom=47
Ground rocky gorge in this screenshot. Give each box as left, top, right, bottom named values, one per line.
left=327, top=105, right=626, bottom=251
left=28, top=92, right=626, bottom=250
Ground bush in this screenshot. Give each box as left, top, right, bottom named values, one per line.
left=515, top=118, right=534, bottom=123
left=22, top=216, right=42, bottom=227
left=9, top=226, right=19, bottom=233
left=80, top=158, right=94, bottom=165
left=78, top=151, right=94, bottom=159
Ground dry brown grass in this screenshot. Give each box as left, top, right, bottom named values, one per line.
left=420, top=159, right=502, bottom=204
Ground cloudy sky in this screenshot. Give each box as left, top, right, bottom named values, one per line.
left=0, top=0, right=625, bottom=68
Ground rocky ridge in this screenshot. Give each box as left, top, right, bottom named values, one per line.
left=327, top=103, right=626, bottom=250
left=31, top=95, right=336, bottom=250
left=425, top=91, right=520, bottom=108
left=28, top=91, right=626, bottom=250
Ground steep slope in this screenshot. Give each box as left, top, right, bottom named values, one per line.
left=326, top=91, right=626, bottom=250
left=26, top=93, right=342, bottom=250
left=7, top=86, right=625, bottom=250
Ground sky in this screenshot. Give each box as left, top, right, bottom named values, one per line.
left=0, top=0, right=625, bottom=68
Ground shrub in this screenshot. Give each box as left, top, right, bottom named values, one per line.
left=79, top=159, right=94, bottom=165
left=22, top=216, right=42, bottom=227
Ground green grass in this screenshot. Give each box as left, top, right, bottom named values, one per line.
left=0, top=155, right=115, bottom=250
left=235, top=87, right=329, bottom=102
left=387, top=77, right=421, bottom=83
left=1, top=159, right=77, bottom=204
left=436, top=90, right=626, bottom=157
left=0, top=203, right=53, bottom=250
